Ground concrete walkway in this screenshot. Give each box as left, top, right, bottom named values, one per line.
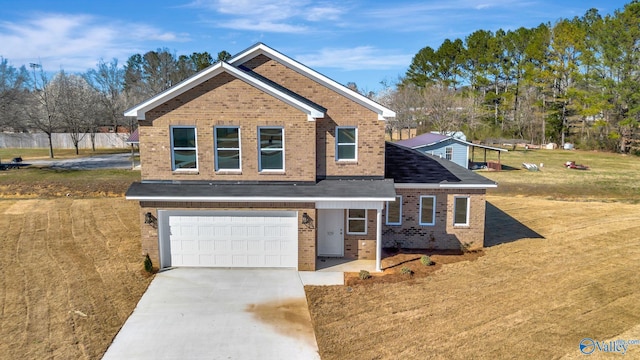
left=102, top=268, right=320, bottom=360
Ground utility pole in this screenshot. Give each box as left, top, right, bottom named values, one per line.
left=29, top=63, right=41, bottom=90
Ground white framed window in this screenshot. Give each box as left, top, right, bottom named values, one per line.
left=454, top=196, right=470, bottom=226
left=445, top=146, right=453, bottom=161
left=347, top=209, right=367, bottom=234
left=214, top=126, right=241, bottom=171
left=386, top=196, right=402, bottom=225
left=336, top=127, right=357, bottom=161
left=171, top=126, right=197, bottom=171
left=258, top=127, right=284, bottom=171
left=419, top=196, right=436, bottom=226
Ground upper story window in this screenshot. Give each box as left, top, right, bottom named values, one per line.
left=347, top=209, right=367, bottom=234
left=214, top=126, right=241, bottom=171
left=419, top=195, right=436, bottom=226
left=445, top=146, right=453, bottom=161
left=454, top=196, right=470, bottom=226
left=258, top=127, right=284, bottom=171
left=386, top=195, right=402, bottom=225
left=171, top=126, right=197, bottom=171
left=336, top=127, right=357, bottom=161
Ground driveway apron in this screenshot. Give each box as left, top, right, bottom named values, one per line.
left=102, top=268, right=320, bottom=360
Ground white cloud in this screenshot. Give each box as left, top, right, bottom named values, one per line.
left=295, top=46, right=412, bottom=71
left=0, top=13, right=189, bottom=72
left=306, top=6, right=345, bottom=21
left=189, top=0, right=344, bottom=32
left=363, top=0, right=537, bottom=32
left=217, top=19, right=308, bottom=33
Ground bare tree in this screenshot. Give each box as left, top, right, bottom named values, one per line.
left=377, top=81, right=421, bottom=140
left=25, top=64, right=61, bottom=158
left=420, top=85, right=468, bottom=134
left=53, top=71, right=98, bottom=154
left=84, top=59, right=126, bottom=149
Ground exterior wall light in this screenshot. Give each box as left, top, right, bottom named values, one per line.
left=145, top=212, right=157, bottom=228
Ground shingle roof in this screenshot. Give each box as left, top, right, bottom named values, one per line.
left=125, top=128, right=139, bottom=144
left=395, top=132, right=449, bottom=148
left=384, top=142, right=496, bottom=187
left=125, top=179, right=396, bottom=201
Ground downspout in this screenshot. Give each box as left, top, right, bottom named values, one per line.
left=376, top=208, right=382, bottom=272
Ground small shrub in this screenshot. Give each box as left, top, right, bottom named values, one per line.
left=460, top=242, right=472, bottom=253
left=400, top=266, right=413, bottom=276
left=359, top=270, right=371, bottom=280
left=420, top=255, right=433, bottom=266
left=143, top=254, right=153, bottom=273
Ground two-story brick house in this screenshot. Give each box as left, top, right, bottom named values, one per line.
left=125, top=43, right=496, bottom=272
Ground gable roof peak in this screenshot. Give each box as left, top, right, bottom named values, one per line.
left=124, top=59, right=324, bottom=120
left=229, top=43, right=396, bottom=120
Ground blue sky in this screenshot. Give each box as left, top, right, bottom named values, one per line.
left=0, top=0, right=631, bottom=92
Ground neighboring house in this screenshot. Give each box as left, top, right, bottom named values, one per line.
left=396, top=132, right=507, bottom=169
left=124, top=43, right=496, bottom=272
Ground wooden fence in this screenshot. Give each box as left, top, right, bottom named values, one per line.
left=0, top=133, right=131, bottom=149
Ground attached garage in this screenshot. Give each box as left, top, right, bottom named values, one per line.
left=157, top=210, right=298, bottom=269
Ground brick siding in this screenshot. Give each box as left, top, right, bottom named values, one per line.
left=139, top=72, right=316, bottom=182
left=242, top=55, right=386, bottom=178
left=382, top=188, right=487, bottom=251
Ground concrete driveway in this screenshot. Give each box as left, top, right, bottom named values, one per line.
left=102, top=268, right=320, bottom=360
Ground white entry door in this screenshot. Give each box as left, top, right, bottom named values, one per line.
left=317, top=209, right=344, bottom=257
left=160, top=211, right=298, bottom=268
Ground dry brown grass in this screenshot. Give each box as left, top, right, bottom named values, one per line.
left=306, top=196, right=640, bottom=359
left=0, top=198, right=151, bottom=360
left=480, top=149, right=640, bottom=202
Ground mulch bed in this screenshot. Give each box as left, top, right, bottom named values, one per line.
left=344, top=249, right=484, bottom=286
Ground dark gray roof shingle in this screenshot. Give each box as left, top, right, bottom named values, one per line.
left=385, top=142, right=496, bottom=187
left=126, top=179, right=396, bottom=200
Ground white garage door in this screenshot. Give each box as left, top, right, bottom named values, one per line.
left=162, top=211, right=298, bottom=268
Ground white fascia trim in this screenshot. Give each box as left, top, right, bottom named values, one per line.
left=124, top=62, right=324, bottom=120
left=394, top=183, right=497, bottom=189
left=124, top=62, right=225, bottom=119
left=126, top=195, right=397, bottom=202
left=229, top=43, right=396, bottom=120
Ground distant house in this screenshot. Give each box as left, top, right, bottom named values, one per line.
left=396, top=132, right=507, bottom=169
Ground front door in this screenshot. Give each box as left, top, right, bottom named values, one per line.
left=317, top=209, right=344, bottom=257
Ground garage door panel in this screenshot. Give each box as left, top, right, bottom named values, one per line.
left=199, top=240, right=214, bottom=252
left=231, top=240, right=246, bottom=251
left=165, top=211, right=298, bottom=268
left=213, top=240, right=227, bottom=251
left=247, top=240, right=261, bottom=252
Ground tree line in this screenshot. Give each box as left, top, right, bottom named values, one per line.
left=380, top=1, right=640, bottom=154
left=0, top=49, right=231, bottom=157
left=1, top=2, right=638, bottom=157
